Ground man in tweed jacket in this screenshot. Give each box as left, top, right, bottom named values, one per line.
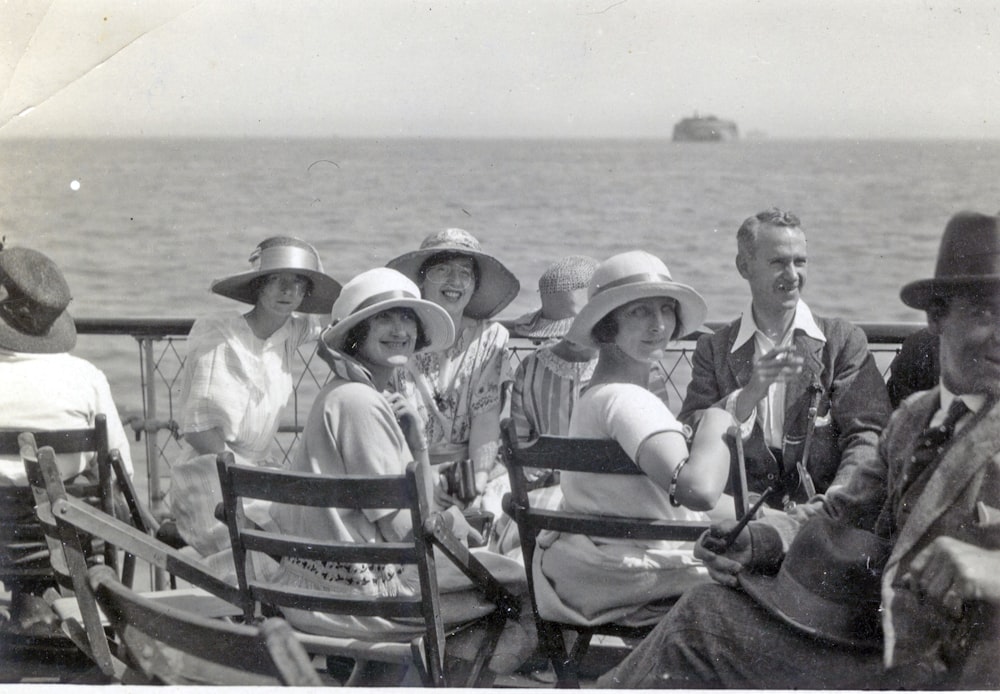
left=600, top=211, right=1000, bottom=689
left=679, top=208, right=891, bottom=508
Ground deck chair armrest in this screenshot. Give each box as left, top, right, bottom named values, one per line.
left=52, top=495, right=241, bottom=607
left=524, top=507, right=710, bottom=541
left=424, top=512, right=521, bottom=619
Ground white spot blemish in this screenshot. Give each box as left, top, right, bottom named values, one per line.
left=70, top=180, right=81, bottom=191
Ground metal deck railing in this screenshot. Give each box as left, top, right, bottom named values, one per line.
left=75, top=318, right=921, bottom=528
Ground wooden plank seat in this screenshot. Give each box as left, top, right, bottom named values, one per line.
left=216, top=451, right=523, bottom=687
left=87, top=564, right=321, bottom=686
left=500, top=417, right=748, bottom=687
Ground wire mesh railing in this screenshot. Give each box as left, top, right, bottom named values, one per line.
left=75, top=318, right=922, bottom=526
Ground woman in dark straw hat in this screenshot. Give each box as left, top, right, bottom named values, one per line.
left=270, top=267, right=533, bottom=685
left=169, top=236, right=341, bottom=569
left=531, top=250, right=737, bottom=627
left=387, top=228, right=520, bottom=538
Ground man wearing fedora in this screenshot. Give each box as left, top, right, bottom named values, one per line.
left=680, top=207, right=892, bottom=509
left=0, top=245, right=134, bottom=631
left=600, top=211, right=1000, bottom=689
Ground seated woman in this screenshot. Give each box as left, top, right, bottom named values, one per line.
left=268, top=268, right=531, bottom=684
left=169, top=236, right=341, bottom=571
left=386, top=228, right=520, bottom=529
left=533, top=250, right=736, bottom=627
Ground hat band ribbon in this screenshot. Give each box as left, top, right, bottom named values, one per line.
left=0, top=297, right=53, bottom=335
left=254, top=245, right=320, bottom=272
left=593, top=272, right=674, bottom=297
left=354, top=289, right=416, bottom=313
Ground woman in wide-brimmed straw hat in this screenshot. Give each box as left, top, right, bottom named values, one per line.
left=269, top=267, right=534, bottom=685
left=531, top=250, right=738, bottom=627
left=386, top=228, right=520, bottom=532
left=169, top=236, right=342, bottom=567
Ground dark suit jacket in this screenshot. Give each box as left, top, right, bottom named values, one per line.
left=878, top=389, right=1000, bottom=685
left=748, top=388, right=1000, bottom=687
left=679, top=313, right=892, bottom=503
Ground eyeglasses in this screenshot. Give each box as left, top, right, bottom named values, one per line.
left=424, top=264, right=474, bottom=289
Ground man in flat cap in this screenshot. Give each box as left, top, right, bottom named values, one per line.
left=600, top=211, right=1000, bottom=689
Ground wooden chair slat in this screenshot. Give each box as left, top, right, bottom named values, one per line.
left=227, top=464, right=412, bottom=507
left=240, top=527, right=419, bottom=564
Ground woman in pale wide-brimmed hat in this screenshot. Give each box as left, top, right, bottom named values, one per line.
left=386, top=228, right=520, bottom=530
left=270, top=267, right=533, bottom=685
left=169, top=236, right=341, bottom=567
left=531, top=250, right=738, bottom=627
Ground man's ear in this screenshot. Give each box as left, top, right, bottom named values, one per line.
left=736, top=254, right=750, bottom=280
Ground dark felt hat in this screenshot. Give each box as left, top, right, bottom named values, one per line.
left=211, top=236, right=342, bottom=314
left=901, top=212, right=1000, bottom=309
left=738, top=514, right=890, bottom=651
left=0, top=247, right=77, bottom=353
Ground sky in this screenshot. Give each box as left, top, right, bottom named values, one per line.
left=0, top=0, right=998, bottom=140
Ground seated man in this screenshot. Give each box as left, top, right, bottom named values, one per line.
left=886, top=325, right=939, bottom=407
left=600, top=211, right=1000, bottom=689
left=679, top=208, right=892, bottom=509
left=0, top=245, right=134, bottom=630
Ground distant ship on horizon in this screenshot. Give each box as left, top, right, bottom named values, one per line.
left=672, top=113, right=739, bottom=142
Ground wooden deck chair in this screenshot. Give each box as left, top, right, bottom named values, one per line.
left=500, top=417, right=749, bottom=687
left=216, top=451, right=522, bottom=687
left=25, top=441, right=243, bottom=681
left=0, top=415, right=143, bottom=669
left=87, top=564, right=321, bottom=686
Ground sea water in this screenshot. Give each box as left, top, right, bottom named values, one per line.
left=2, top=136, right=999, bottom=415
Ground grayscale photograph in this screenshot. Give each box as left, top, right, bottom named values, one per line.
left=1, top=0, right=998, bottom=687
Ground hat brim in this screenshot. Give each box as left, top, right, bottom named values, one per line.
left=321, top=297, right=455, bottom=355
left=564, top=282, right=708, bottom=349
left=901, top=275, right=1000, bottom=310
left=0, top=310, right=76, bottom=353
left=510, top=309, right=574, bottom=340
left=738, top=570, right=882, bottom=651
left=386, top=249, right=520, bottom=320
left=211, top=269, right=342, bottom=314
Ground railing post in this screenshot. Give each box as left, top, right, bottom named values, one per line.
left=139, top=335, right=169, bottom=591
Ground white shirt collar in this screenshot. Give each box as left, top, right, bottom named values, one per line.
left=731, top=299, right=826, bottom=353
left=937, top=382, right=985, bottom=418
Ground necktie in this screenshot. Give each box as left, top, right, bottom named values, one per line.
left=875, top=398, right=971, bottom=539
left=909, top=398, right=970, bottom=478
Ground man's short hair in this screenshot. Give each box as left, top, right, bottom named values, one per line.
left=737, top=207, right=802, bottom=259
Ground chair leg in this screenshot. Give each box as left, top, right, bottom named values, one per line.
left=538, top=621, right=579, bottom=688
left=468, top=611, right=507, bottom=687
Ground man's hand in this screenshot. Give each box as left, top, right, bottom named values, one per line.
left=903, top=537, right=1000, bottom=618
left=694, top=521, right=753, bottom=587
left=735, top=346, right=805, bottom=420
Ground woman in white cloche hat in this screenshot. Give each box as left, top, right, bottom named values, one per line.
left=268, top=267, right=534, bottom=685
left=531, top=250, right=738, bottom=628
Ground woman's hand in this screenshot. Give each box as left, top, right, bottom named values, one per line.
left=384, top=392, right=427, bottom=454
left=694, top=521, right=753, bottom=587
left=442, top=506, right=484, bottom=547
